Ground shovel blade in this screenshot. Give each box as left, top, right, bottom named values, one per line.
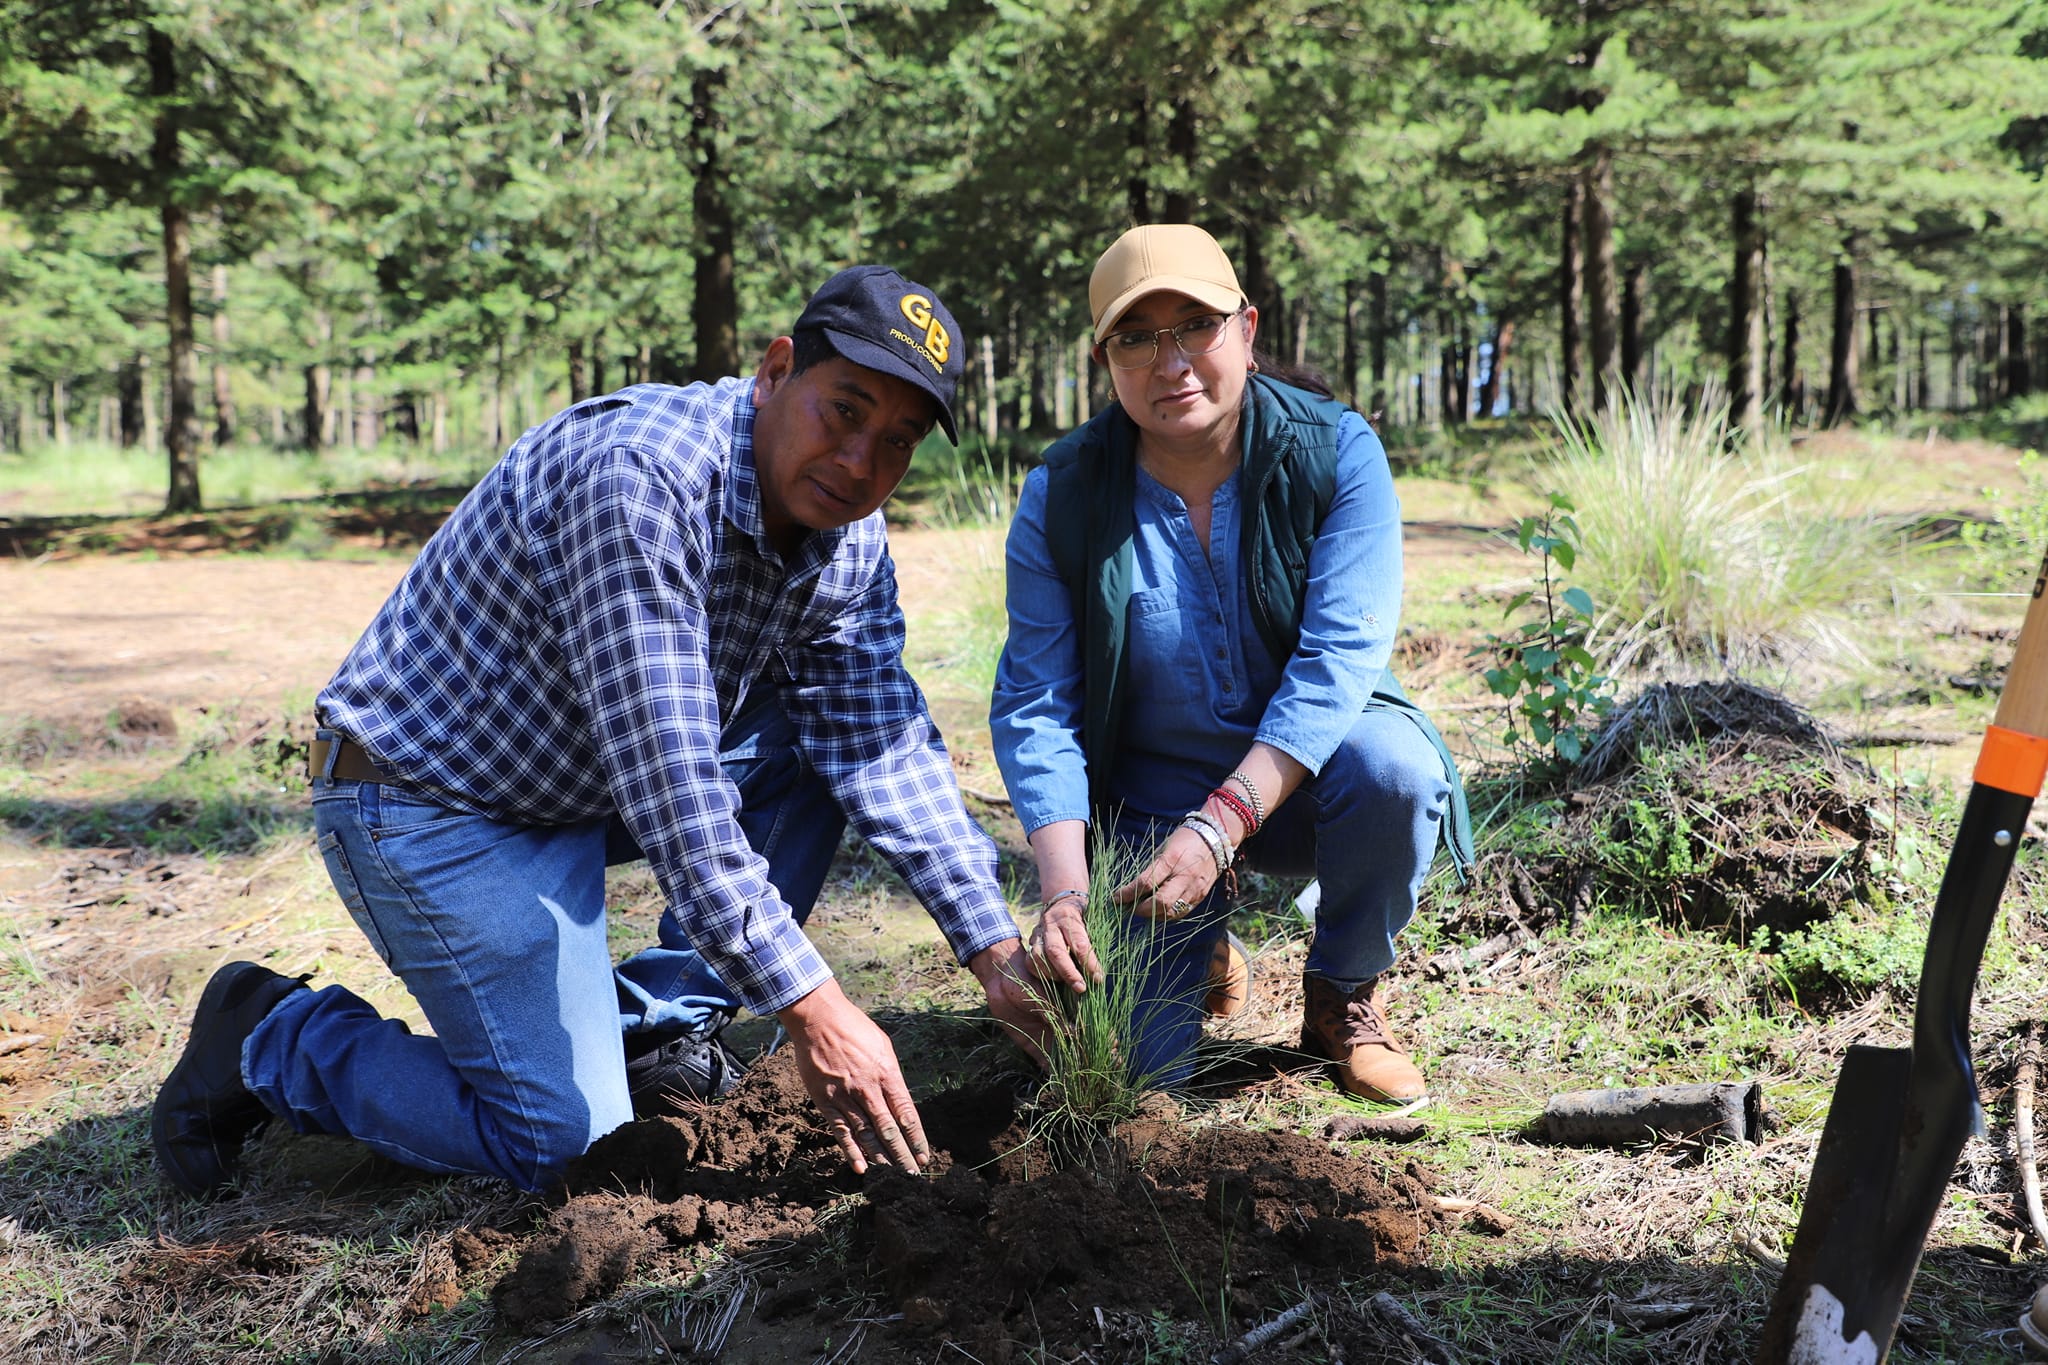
left=1756, top=1045, right=1914, bottom=1364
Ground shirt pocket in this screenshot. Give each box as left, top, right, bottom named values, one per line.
left=1127, top=587, right=1206, bottom=694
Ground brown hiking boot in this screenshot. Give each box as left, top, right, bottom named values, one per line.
left=1300, top=973, right=1426, bottom=1103
left=1203, top=931, right=1251, bottom=1019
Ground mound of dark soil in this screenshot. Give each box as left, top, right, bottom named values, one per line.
left=1453, top=682, right=1883, bottom=944
left=488, top=1051, right=1444, bottom=1360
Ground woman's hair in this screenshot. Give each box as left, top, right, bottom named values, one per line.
left=1249, top=348, right=1336, bottom=399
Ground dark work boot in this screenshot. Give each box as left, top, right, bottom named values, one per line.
left=151, top=961, right=310, bottom=1197
left=624, top=1016, right=744, bottom=1117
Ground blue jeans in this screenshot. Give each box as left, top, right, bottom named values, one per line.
left=1117, top=706, right=1452, bottom=1086
left=244, top=693, right=843, bottom=1191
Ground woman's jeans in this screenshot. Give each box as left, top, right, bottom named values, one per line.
left=243, top=693, right=842, bottom=1192
left=1118, top=707, right=1452, bottom=1086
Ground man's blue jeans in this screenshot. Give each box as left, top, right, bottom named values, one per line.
left=244, top=694, right=842, bottom=1192
left=1117, top=706, right=1452, bottom=1086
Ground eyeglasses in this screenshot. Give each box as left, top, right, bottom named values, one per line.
left=1100, top=309, right=1242, bottom=369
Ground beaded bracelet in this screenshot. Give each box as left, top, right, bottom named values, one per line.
left=1179, top=810, right=1234, bottom=878
left=1209, top=784, right=1259, bottom=838
left=1226, top=770, right=1267, bottom=827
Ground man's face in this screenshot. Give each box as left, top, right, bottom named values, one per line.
left=751, top=337, right=934, bottom=551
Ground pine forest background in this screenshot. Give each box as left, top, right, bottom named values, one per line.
left=2, top=0, right=2046, bottom=513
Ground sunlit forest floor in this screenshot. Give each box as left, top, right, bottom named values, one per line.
left=2, top=419, right=2047, bottom=1362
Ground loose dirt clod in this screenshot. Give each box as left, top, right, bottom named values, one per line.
left=488, top=1050, right=1444, bottom=1359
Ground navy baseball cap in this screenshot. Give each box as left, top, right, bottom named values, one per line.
left=794, top=265, right=965, bottom=443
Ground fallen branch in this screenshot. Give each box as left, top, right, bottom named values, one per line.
left=1841, top=728, right=1968, bottom=747
left=1368, top=1291, right=1459, bottom=1364
left=2017, top=1022, right=2048, bottom=1249
left=1212, top=1296, right=1317, bottom=1365
left=956, top=784, right=1012, bottom=807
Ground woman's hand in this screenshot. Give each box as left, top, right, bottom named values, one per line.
left=1113, top=825, right=1222, bottom=921
left=1029, top=893, right=1104, bottom=994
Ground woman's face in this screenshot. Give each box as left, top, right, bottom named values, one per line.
left=1099, top=290, right=1259, bottom=452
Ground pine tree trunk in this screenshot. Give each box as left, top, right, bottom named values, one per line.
left=687, top=69, right=739, bottom=383
left=210, top=261, right=235, bottom=445
left=1342, top=279, right=1360, bottom=409
left=1727, top=188, right=1767, bottom=436
left=119, top=356, right=145, bottom=447
left=980, top=334, right=997, bottom=445
left=1479, top=317, right=1515, bottom=417
left=1126, top=89, right=1150, bottom=224
left=1583, top=150, right=1620, bottom=413
left=1620, top=263, right=1645, bottom=399
left=1559, top=178, right=1584, bottom=416
left=304, top=306, right=332, bottom=451
left=1780, top=290, right=1805, bottom=421
left=2012, top=307, right=2033, bottom=397
left=1823, top=243, right=1859, bottom=426
left=1915, top=326, right=1929, bottom=410
left=152, top=27, right=202, bottom=513
left=353, top=358, right=379, bottom=448
left=1161, top=98, right=1195, bottom=224
left=1369, top=271, right=1390, bottom=419
left=140, top=352, right=160, bottom=452
left=568, top=339, right=591, bottom=404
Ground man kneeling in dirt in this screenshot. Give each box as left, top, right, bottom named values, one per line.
left=152, top=266, right=1047, bottom=1198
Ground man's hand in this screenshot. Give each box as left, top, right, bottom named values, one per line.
left=968, top=938, right=1054, bottom=1068
left=778, top=979, right=930, bottom=1175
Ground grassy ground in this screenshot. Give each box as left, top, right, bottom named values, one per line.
left=2, top=415, right=2046, bottom=1362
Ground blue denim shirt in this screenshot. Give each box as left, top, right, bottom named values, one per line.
left=992, top=407, right=1404, bottom=833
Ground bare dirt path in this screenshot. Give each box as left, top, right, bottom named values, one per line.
left=0, top=557, right=410, bottom=721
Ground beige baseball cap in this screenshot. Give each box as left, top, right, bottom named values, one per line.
left=1088, top=224, right=1246, bottom=342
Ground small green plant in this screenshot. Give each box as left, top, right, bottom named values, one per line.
left=1756, top=910, right=1929, bottom=1006
left=1027, top=833, right=1193, bottom=1165
left=1472, top=493, right=1617, bottom=771
left=1958, top=448, right=2048, bottom=590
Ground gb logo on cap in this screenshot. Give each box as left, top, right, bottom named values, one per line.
left=897, top=294, right=951, bottom=368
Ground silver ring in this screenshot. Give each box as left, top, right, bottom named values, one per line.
left=1171, top=898, right=1191, bottom=916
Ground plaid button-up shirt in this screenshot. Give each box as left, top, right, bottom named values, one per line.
left=318, top=379, right=1018, bottom=1016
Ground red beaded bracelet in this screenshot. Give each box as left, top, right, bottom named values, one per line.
left=1209, top=784, right=1260, bottom=838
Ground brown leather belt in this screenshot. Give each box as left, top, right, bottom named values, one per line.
left=308, top=736, right=395, bottom=783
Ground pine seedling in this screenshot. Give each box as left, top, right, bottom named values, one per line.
left=1028, top=831, right=1201, bottom=1167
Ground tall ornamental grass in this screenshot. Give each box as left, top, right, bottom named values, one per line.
left=1546, top=388, right=1895, bottom=673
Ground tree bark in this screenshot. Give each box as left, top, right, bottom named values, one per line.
left=1583, top=150, right=1620, bottom=413
left=1620, top=263, right=1646, bottom=399
left=151, top=26, right=202, bottom=513
left=1161, top=97, right=1195, bottom=224
left=1727, top=187, right=1767, bottom=436
left=119, top=356, right=145, bottom=446
left=1823, top=241, right=1859, bottom=426
left=1369, top=271, right=1390, bottom=419
left=1479, top=317, right=1515, bottom=418
left=352, top=357, right=379, bottom=449
left=1559, top=178, right=1584, bottom=416
left=2008, top=306, right=2032, bottom=398
left=1126, top=89, right=1150, bottom=223
left=979, top=333, right=998, bottom=444
left=210, top=261, right=235, bottom=446
left=49, top=379, right=68, bottom=446
left=687, top=69, right=740, bottom=382
left=1779, top=290, right=1805, bottom=421
left=568, top=339, right=591, bottom=404
left=1342, top=279, right=1360, bottom=409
